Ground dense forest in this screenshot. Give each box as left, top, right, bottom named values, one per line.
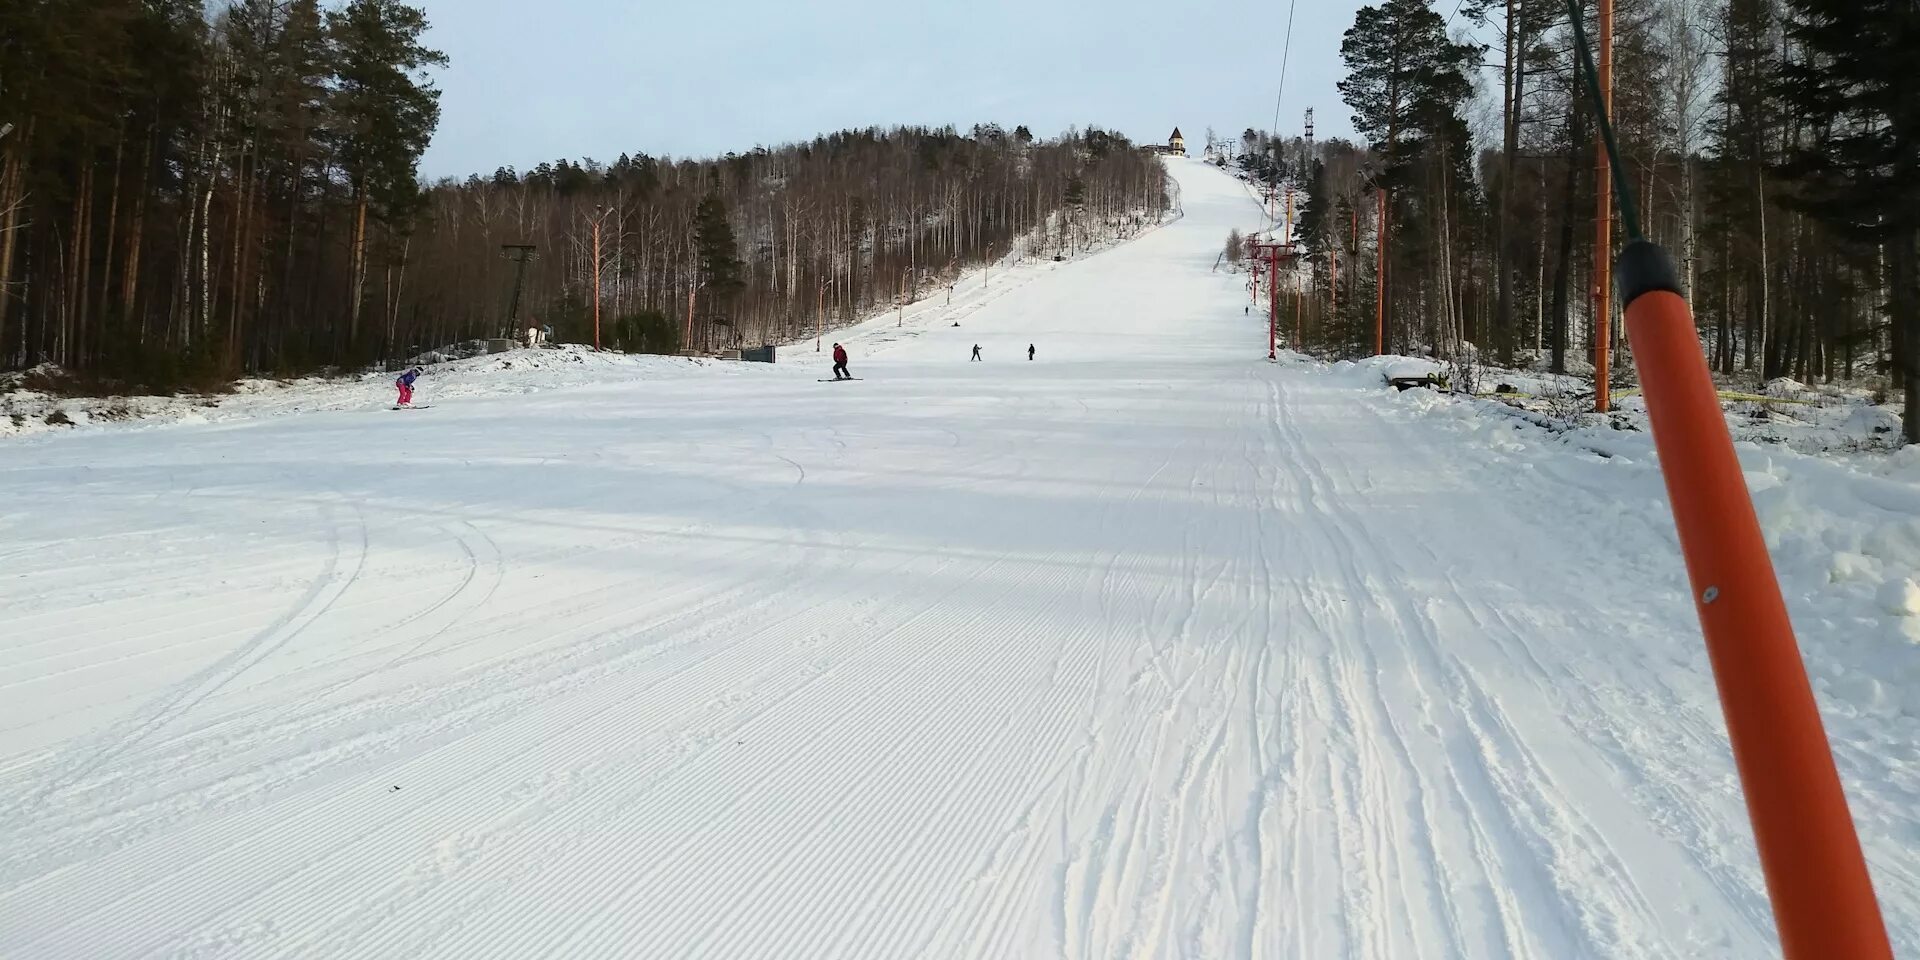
left=1215, top=0, right=1915, bottom=442
left=0, top=0, right=1168, bottom=385
left=437, top=125, right=1168, bottom=357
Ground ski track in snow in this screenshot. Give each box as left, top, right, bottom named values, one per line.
left=1, top=157, right=1913, bottom=959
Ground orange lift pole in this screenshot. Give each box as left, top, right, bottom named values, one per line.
left=1568, top=0, right=1891, bottom=950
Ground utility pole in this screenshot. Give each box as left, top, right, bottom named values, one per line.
left=500, top=244, right=538, bottom=337
left=1594, top=0, right=1615, bottom=412
left=1266, top=242, right=1278, bottom=360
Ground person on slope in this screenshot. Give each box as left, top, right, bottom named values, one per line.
left=395, top=366, right=422, bottom=406
left=970, top=344, right=982, bottom=361
left=1027, top=344, right=1035, bottom=361
left=831, top=343, right=851, bottom=380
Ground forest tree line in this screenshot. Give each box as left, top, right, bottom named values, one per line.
left=1214, top=0, right=1916, bottom=442
left=0, top=0, right=1169, bottom=386
left=435, top=125, right=1167, bottom=358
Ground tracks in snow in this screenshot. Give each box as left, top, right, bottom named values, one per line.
left=0, top=156, right=1828, bottom=959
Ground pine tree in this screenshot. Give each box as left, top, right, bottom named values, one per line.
left=1491, top=0, right=1561, bottom=363
left=1704, top=0, right=1774, bottom=377
left=1338, top=0, right=1479, bottom=184
left=1297, top=158, right=1331, bottom=249
left=325, top=0, right=446, bottom=352
left=695, top=188, right=745, bottom=302
left=1338, top=0, right=1481, bottom=353
left=1776, top=0, right=1920, bottom=443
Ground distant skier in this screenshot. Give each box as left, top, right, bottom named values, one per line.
left=831, top=342, right=850, bottom=380
left=970, top=344, right=982, bottom=361
left=395, top=366, right=421, bottom=406
left=1027, top=344, right=1035, bottom=361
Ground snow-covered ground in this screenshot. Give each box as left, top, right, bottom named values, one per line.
left=0, top=349, right=787, bottom=439
left=2, top=156, right=1914, bottom=958
left=1387, top=357, right=1908, bottom=457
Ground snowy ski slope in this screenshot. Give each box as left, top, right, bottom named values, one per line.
left=2, top=158, right=1913, bottom=958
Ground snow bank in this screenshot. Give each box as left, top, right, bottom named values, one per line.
left=0, top=346, right=779, bottom=442
left=1336, top=354, right=1920, bottom=837
left=1322, top=352, right=1907, bottom=456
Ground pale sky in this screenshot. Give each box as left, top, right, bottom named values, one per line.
left=414, top=0, right=1383, bottom=180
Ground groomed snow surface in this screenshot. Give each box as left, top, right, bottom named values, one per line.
left=3, top=158, right=1916, bottom=959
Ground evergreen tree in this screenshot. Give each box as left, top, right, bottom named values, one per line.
left=554, top=159, right=592, bottom=195
left=695, top=188, right=745, bottom=303
left=1337, top=0, right=1479, bottom=186
left=325, top=0, right=446, bottom=349
left=615, top=308, right=680, bottom=355
left=1776, top=0, right=1920, bottom=443
left=213, top=0, right=332, bottom=366
left=1297, top=158, right=1331, bottom=249
left=272, top=0, right=332, bottom=186
left=1338, top=0, right=1480, bottom=354
left=1707, top=0, right=1782, bottom=377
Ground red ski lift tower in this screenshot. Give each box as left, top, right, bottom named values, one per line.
left=1247, top=238, right=1297, bottom=361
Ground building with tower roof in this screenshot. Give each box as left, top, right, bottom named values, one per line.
left=1145, top=128, right=1188, bottom=156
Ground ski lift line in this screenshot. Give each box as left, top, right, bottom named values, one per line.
left=1562, top=2, right=1893, bottom=956
left=1269, top=0, right=1300, bottom=145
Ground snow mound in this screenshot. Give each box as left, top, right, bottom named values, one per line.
left=1877, top=578, right=1920, bottom=617
left=1359, top=357, right=1920, bottom=770
left=1843, top=404, right=1904, bottom=439
left=0, top=346, right=780, bottom=442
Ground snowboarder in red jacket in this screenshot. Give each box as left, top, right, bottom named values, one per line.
left=831, top=343, right=850, bottom=380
